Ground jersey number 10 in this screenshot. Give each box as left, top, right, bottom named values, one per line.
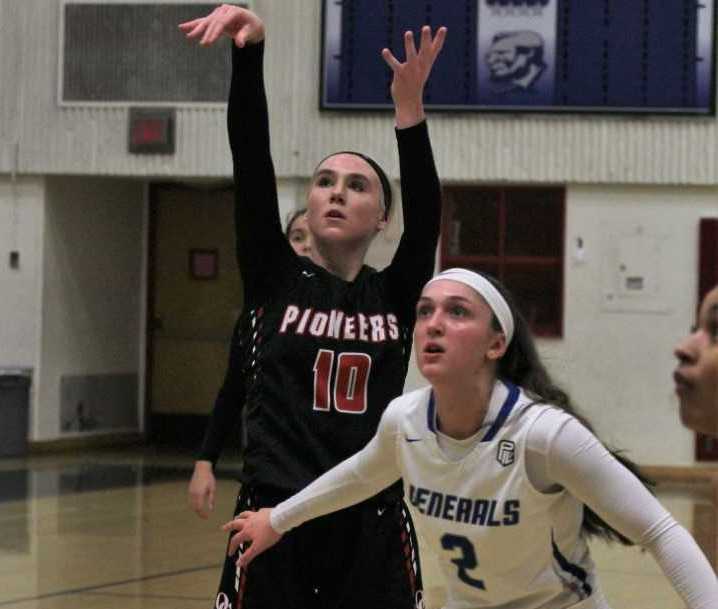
left=313, top=349, right=371, bottom=414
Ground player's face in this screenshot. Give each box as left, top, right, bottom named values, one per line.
left=306, top=154, right=387, bottom=248
left=414, top=280, right=507, bottom=385
left=673, top=287, right=718, bottom=436
left=287, top=214, right=312, bottom=257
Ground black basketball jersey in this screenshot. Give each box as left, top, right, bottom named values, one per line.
left=200, top=42, right=441, bottom=496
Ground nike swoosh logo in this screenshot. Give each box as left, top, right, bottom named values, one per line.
left=405, top=437, right=422, bottom=443
left=302, top=270, right=315, bottom=278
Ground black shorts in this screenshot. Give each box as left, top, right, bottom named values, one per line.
left=213, top=485, right=423, bottom=609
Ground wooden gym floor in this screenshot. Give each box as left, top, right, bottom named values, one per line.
left=0, top=451, right=715, bottom=609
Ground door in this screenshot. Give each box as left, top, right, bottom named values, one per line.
left=147, top=183, right=241, bottom=446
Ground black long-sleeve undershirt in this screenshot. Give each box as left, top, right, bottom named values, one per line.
left=197, top=40, right=441, bottom=482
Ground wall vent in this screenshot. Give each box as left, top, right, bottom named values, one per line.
left=59, top=2, right=247, bottom=105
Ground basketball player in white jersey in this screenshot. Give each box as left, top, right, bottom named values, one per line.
left=225, top=269, right=718, bottom=609
left=674, top=284, right=718, bottom=437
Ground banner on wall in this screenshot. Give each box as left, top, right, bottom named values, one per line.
left=477, top=0, right=557, bottom=107
left=320, top=0, right=716, bottom=114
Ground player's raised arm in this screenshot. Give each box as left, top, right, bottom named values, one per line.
left=179, top=3, right=264, bottom=48
left=382, top=25, right=447, bottom=129
left=181, top=4, right=289, bottom=296
left=381, top=26, right=445, bottom=324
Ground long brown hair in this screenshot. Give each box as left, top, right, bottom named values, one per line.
left=485, top=273, right=653, bottom=545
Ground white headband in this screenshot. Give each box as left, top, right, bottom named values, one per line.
left=425, top=268, right=515, bottom=344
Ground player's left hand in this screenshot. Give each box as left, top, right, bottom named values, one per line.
left=381, top=25, right=447, bottom=127
left=179, top=4, right=265, bottom=48
left=222, top=508, right=282, bottom=567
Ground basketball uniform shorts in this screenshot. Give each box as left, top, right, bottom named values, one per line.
left=212, top=484, right=423, bottom=609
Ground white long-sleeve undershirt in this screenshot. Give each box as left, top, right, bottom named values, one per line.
left=271, top=399, right=718, bottom=609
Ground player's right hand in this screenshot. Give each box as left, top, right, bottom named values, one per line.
left=188, top=460, right=216, bottom=519
left=223, top=508, right=282, bottom=567
left=179, top=4, right=265, bottom=48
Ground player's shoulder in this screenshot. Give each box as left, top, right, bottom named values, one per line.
left=516, top=394, right=587, bottom=448
left=381, top=386, right=432, bottom=433
left=512, top=388, right=574, bottom=423
left=391, top=385, right=431, bottom=408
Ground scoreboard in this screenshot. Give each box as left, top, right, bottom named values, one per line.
left=321, top=0, right=716, bottom=114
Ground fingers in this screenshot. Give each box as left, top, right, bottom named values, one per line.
left=178, top=18, right=203, bottom=32
left=188, top=487, right=201, bottom=514
left=201, top=13, right=226, bottom=46
left=234, top=24, right=251, bottom=48
left=221, top=511, right=253, bottom=532
left=182, top=19, right=209, bottom=40
left=238, top=545, right=256, bottom=568
left=197, top=491, right=210, bottom=519
left=431, top=26, right=447, bottom=57
left=403, top=30, right=417, bottom=61
left=190, top=497, right=209, bottom=519
left=381, top=48, right=401, bottom=71
left=417, top=26, right=447, bottom=64
left=208, top=487, right=215, bottom=512
left=227, top=530, right=247, bottom=556
left=222, top=519, right=241, bottom=533
left=190, top=492, right=209, bottom=519
left=388, top=26, right=447, bottom=67
left=419, top=26, right=431, bottom=55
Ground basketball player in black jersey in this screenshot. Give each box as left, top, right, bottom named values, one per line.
left=180, top=5, right=446, bottom=608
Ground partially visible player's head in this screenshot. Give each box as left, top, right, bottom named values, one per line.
left=305, top=152, right=391, bottom=254
left=486, top=31, right=545, bottom=84
left=285, top=208, right=312, bottom=257
left=674, top=285, right=718, bottom=436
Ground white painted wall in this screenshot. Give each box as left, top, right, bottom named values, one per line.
left=2, top=1, right=717, bottom=185
left=0, top=177, right=45, bottom=369
left=545, top=185, right=718, bottom=465
left=35, top=177, right=145, bottom=440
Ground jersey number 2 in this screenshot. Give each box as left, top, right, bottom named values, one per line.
left=313, top=349, right=371, bottom=414
left=441, top=534, right=486, bottom=591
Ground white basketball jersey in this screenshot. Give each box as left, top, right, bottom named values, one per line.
left=396, top=383, right=610, bottom=609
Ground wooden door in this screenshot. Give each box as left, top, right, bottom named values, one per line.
left=146, top=184, right=240, bottom=446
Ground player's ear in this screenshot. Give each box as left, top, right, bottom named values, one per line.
left=486, top=332, right=507, bottom=362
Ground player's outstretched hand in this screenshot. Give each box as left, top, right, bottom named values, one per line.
left=179, top=3, right=265, bottom=48
left=223, top=508, right=282, bottom=567
left=381, top=25, right=447, bottom=128
left=188, top=460, right=216, bottom=519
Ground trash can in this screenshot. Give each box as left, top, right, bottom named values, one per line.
left=0, top=368, right=32, bottom=457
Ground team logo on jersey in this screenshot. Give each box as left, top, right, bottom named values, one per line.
left=496, top=440, right=515, bottom=466
left=215, top=592, right=231, bottom=609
